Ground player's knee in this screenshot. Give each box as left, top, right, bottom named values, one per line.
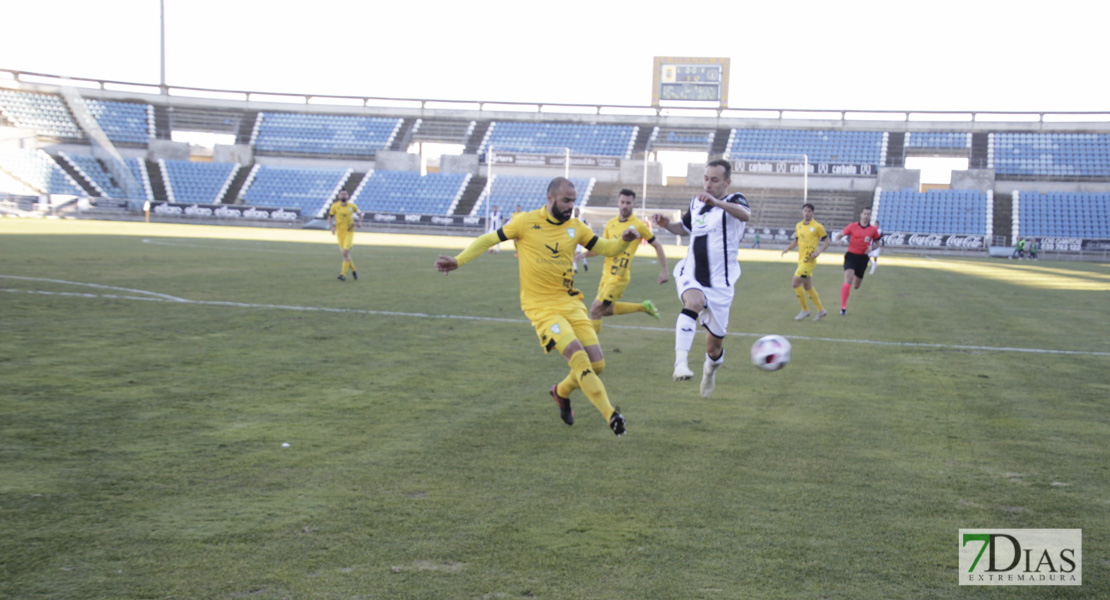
left=591, top=358, right=605, bottom=376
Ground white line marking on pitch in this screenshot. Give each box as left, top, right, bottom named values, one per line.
left=3, top=280, right=1109, bottom=358
left=4, top=281, right=1105, bottom=354
left=0, top=275, right=189, bottom=302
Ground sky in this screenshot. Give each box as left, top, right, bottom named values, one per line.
left=2, top=0, right=1107, bottom=114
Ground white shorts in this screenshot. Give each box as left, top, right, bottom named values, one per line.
left=868, top=247, right=882, bottom=259
left=673, top=258, right=735, bottom=338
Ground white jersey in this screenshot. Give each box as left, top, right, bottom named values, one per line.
left=487, top=210, right=504, bottom=233
left=675, top=192, right=749, bottom=289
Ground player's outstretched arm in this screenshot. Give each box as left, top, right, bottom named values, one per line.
left=589, top=228, right=638, bottom=258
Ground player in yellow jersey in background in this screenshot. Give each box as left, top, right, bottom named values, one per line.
left=328, top=190, right=362, bottom=281
left=781, top=202, right=830, bottom=320
left=435, top=177, right=639, bottom=436
left=576, top=189, right=668, bottom=332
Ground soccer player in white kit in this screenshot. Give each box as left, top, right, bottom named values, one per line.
left=486, top=205, right=504, bottom=253
left=652, top=159, right=751, bottom=398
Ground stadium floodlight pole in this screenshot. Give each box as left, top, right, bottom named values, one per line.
left=485, top=146, right=494, bottom=226
left=803, top=154, right=809, bottom=204
left=159, top=0, right=167, bottom=93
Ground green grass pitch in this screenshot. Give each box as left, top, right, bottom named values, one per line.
left=1, top=219, right=1108, bottom=599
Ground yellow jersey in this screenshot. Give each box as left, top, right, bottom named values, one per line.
left=793, top=219, right=827, bottom=263
left=600, top=214, right=656, bottom=280
left=455, top=207, right=632, bottom=314
left=329, top=201, right=360, bottom=231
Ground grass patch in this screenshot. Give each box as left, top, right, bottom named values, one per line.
left=1, top=219, right=1107, bottom=599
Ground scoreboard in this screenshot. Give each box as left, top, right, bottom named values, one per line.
left=652, top=57, right=730, bottom=106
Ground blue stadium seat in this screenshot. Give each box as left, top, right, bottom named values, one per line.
left=161, top=160, right=239, bottom=204
left=877, top=188, right=987, bottom=235
left=480, top=122, right=637, bottom=158
left=253, top=113, right=402, bottom=157
left=472, top=175, right=594, bottom=216
left=240, top=165, right=351, bottom=215
left=84, top=99, right=152, bottom=144
left=0, top=148, right=86, bottom=195
left=726, top=129, right=884, bottom=166
left=0, top=89, right=81, bottom=138
left=62, top=153, right=148, bottom=199
left=1018, top=191, right=1110, bottom=238
left=353, top=171, right=470, bottom=214
left=992, top=133, right=1110, bottom=177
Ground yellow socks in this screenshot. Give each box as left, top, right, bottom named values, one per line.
left=794, top=287, right=808, bottom=311
left=612, top=302, right=641, bottom=315
left=567, top=350, right=615, bottom=420
left=807, top=288, right=824, bottom=312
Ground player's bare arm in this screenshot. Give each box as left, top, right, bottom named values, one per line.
left=699, top=192, right=751, bottom=221
left=651, top=213, right=687, bottom=236
left=782, top=238, right=799, bottom=256
left=814, top=236, right=831, bottom=258
left=651, top=238, right=669, bottom=284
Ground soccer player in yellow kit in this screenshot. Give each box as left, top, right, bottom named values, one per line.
left=781, top=202, right=831, bottom=320
left=577, top=189, right=668, bottom=332
left=328, top=190, right=362, bottom=281
left=435, top=177, right=639, bottom=436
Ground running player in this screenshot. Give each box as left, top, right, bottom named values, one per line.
left=435, top=177, right=639, bottom=436
left=577, top=189, right=668, bottom=332
left=839, top=206, right=880, bottom=315
left=651, top=159, right=751, bottom=398
left=327, top=190, right=362, bottom=281
left=781, top=202, right=830, bottom=321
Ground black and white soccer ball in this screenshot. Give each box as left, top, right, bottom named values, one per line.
left=751, top=334, right=791, bottom=371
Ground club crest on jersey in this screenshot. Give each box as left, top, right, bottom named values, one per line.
left=550, top=323, right=561, bottom=335
left=567, top=228, right=576, bottom=238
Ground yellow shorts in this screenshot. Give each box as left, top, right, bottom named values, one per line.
left=794, top=259, right=816, bottom=278
left=336, top=230, right=354, bottom=250
left=528, top=301, right=598, bottom=355
left=595, top=276, right=630, bottom=304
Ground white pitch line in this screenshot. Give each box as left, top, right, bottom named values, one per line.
left=0, top=275, right=189, bottom=302
left=3, top=284, right=1109, bottom=358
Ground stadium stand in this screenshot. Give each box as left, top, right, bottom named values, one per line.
left=905, top=132, right=972, bottom=151
left=0, top=148, right=86, bottom=195
left=726, top=129, right=886, bottom=165
left=239, top=165, right=351, bottom=215
left=479, top=122, right=637, bottom=158
left=0, top=89, right=81, bottom=139
left=876, top=188, right=988, bottom=235
left=353, top=170, right=471, bottom=215
left=252, top=112, right=402, bottom=157
left=472, top=175, right=595, bottom=216
left=84, top=99, right=152, bottom=145
left=991, top=133, right=1110, bottom=177
left=160, top=159, right=239, bottom=204
left=1015, top=191, right=1110, bottom=239
left=60, top=153, right=150, bottom=199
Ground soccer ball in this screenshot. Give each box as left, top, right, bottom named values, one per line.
left=751, top=335, right=791, bottom=371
